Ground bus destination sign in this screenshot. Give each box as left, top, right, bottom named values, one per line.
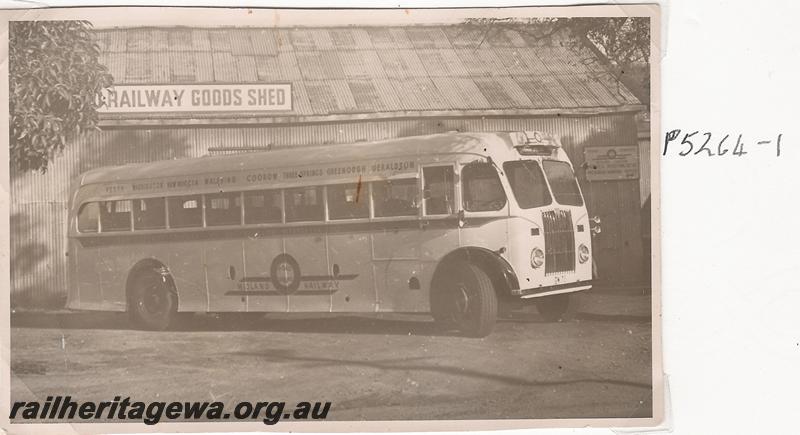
left=97, top=84, right=292, bottom=113
left=97, top=159, right=418, bottom=196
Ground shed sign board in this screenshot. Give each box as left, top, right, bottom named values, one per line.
left=97, top=84, right=292, bottom=113
left=584, top=146, right=639, bottom=181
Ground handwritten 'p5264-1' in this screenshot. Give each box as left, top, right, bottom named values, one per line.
left=663, top=130, right=782, bottom=157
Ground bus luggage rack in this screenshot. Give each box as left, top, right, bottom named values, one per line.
left=542, top=209, right=576, bottom=275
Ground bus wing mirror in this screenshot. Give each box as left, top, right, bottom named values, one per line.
left=590, top=216, right=602, bottom=236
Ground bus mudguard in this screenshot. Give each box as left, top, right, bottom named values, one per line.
left=433, top=247, right=520, bottom=296
left=126, top=259, right=178, bottom=302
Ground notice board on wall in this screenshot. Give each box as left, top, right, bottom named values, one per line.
left=584, top=145, right=640, bottom=181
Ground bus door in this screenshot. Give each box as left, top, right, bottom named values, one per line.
left=371, top=175, right=426, bottom=312
left=193, top=193, right=246, bottom=312
left=281, top=186, right=333, bottom=312
left=459, top=160, right=511, bottom=248
left=75, top=201, right=124, bottom=310
left=326, top=182, right=376, bottom=312
left=242, top=189, right=289, bottom=312
left=416, top=165, right=461, bottom=311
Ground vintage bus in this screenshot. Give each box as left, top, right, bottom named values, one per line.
left=67, top=131, right=593, bottom=337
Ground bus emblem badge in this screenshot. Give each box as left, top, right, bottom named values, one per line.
left=271, top=254, right=302, bottom=294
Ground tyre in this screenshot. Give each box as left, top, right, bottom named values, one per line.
left=431, top=262, right=497, bottom=337
left=430, top=271, right=456, bottom=329
left=128, top=268, right=177, bottom=331
left=535, top=293, right=571, bottom=322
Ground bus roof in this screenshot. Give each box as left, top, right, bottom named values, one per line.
left=79, top=131, right=528, bottom=187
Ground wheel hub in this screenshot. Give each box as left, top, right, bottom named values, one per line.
left=141, top=283, right=164, bottom=315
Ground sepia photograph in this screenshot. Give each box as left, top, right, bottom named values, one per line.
left=3, top=5, right=661, bottom=431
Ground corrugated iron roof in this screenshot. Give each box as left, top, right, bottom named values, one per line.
left=171, top=51, right=196, bottom=82
left=94, top=25, right=642, bottom=117
left=347, top=79, right=386, bottom=112
left=167, top=29, right=193, bottom=51
left=338, top=50, right=386, bottom=79
left=193, top=52, right=214, bottom=82
left=235, top=56, right=258, bottom=82
left=250, top=29, right=279, bottom=55
left=191, top=30, right=212, bottom=51
left=151, top=52, right=171, bottom=83
left=212, top=52, right=239, bottom=82
left=124, top=52, right=150, bottom=83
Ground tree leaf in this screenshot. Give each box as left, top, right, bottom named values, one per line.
left=9, top=20, right=111, bottom=173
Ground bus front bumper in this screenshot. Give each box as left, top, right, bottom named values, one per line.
left=513, top=281, right=593, bottom=299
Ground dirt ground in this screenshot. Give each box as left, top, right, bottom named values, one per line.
left=10, top=290, right=653, bottom=421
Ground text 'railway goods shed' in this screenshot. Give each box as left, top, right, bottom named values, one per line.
left=10, top=23, right=649, bottom=306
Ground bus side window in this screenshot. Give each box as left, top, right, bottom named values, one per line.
left=100, top=200, right=132, bottom=231
left=462, top=162, right=507, bottom=212
left=205, top=192, right=242, bottom=226
left=77, top=202, right=100, bottom=233
left=168, top=195, right=203, bottom=228
left=373, top=179, right=419, bottom=217
left=327, top=183, right=368, bottom=220
left=133, top=198, right=166, bottom=230
left=423, top=166, right=455, bottom=215
left=244, top=190, right=283, bottom=224
left=285, top=186, right=324, bottom=222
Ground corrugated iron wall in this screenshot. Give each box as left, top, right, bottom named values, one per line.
left=638, top=118, right=652, bottom=206
left=10, top=112, right=643, bottom=307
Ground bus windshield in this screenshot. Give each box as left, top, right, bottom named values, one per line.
left=503, top=161, right=552, bottom=209
left=541, top=160, right=583, bottom=206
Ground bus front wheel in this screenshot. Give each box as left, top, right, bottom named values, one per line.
left=432, top=262, right=497, bottom=338
left=128, top=268, right=177, bottom=331
left=535, top=293, right=571, bottom=322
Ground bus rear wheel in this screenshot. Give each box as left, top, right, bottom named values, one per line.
left=535, top=293, right=571, bottom=322
left=432, top=262, right=497, bottom=338
left=128, top=269, right=177, bottom=331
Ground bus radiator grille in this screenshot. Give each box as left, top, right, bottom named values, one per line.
left=542, top=210, right=576, bottom=275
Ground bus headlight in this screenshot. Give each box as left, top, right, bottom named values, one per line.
left=530, top=247, right=544, bottom=269
left=578, top=244, right=590, bottom=264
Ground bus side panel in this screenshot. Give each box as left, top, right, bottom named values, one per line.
left=163, top=242, right=208, bottom=312
left=328, top=232, right=375, bottom=312
left=95, top=244, right=139, bottom=311
left=70, top=240, right=112, bottom=310
left=418, top=223, right=463, bottom=311
left=284, top=228, right=332, bottom=312
left=243, top=234, right=289, bottom=312
left=205, top=239, right=246, bottom=312
left=373, top=226, right=425, bottom=312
